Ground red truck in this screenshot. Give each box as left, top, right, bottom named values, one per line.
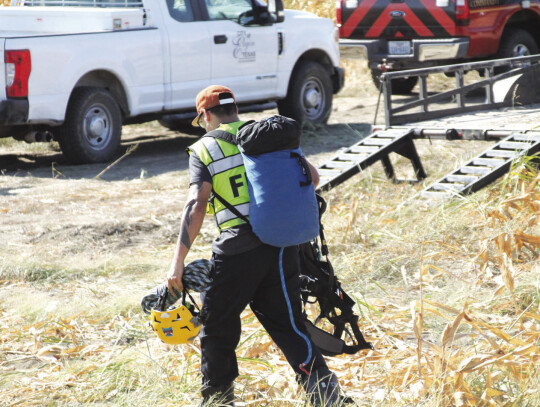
left=337, top=0, right=540, bottom=93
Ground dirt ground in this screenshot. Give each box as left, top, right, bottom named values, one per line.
left=1, top=92, right=538, bottom=306
left=0, top=96, right=376, bottom=267
left=0, top=96, right=382, bottom=321
left=2, top=95, right=540, bottom=266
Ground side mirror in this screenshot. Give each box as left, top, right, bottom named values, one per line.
left=241, top=0, right=273, bottom=26
left=240, top=6, right=271, bottom=26
left=267, top=0, right=284, bottom=23
left=253, top=4, right=272, bottom=25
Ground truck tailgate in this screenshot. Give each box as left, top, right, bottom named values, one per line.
left=340, top=0, right=457, bottom=40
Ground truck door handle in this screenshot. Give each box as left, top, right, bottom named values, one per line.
left=214, top=35, right=228, bottom=44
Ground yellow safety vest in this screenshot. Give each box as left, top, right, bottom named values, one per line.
left=187, top=122, right=249, bottom=231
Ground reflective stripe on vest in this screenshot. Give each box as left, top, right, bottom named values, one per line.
left=207, top=153, right=244, bottom=177
left=201, top=137, right=225, bottom=161
left=215, top=202, right=250, bottom=226
left=187, top=123, right=249, bottom=231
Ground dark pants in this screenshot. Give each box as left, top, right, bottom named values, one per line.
left=199, top=244, right=328, bottom=387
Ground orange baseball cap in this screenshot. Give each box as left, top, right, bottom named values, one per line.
left=192, top=85, right=236, bottom=127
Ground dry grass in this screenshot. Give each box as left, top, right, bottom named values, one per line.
left=322, top=156, right=540, bottom=406
left=283, top=0, right=335, bottom=20
left=3, top=1, right=540, bottom=406
left=2, top=157, right=540, bottom=406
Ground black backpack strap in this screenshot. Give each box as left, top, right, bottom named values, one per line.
left=290, top=151, right=313, bottom=187
left=188, top=129, right=240, bottom=157
left=204, top=129, right=238, bottom=145
left=203, top=128, right=251, bottom=226
left=212, top=190, right=249, bottom=224
left=184, top=288, right=201, bottom=313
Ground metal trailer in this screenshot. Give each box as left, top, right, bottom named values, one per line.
left=316, top=55, right=540, bottom=199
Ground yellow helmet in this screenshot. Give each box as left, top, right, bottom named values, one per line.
left=151, top=303, right=202, bottom=345
left=150, top=288, right=202, bottom=345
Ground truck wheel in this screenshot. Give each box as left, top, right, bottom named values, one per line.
left=497, top=28, right=538, bottom=59
left=371, top=69, right=418, bottom=95
left=277, top=61, right=333, bottom=125
left=57, top=87, right=122, bottom=164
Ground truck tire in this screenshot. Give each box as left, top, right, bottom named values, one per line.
left=371, top=69, right=418, bottom=95
left=277, top=61, right=333, bottom=125
left=497, top=28, right=538, bottom=59
left=57, top=87, right=122, bottom=164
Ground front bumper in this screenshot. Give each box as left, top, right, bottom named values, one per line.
left=0, top=99, right=29, bottom=125
left=339, top=38, right=469, bottom=68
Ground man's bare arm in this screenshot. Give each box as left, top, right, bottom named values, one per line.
left=167, top=181, right=212, bottom=293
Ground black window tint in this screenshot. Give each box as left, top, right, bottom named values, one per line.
left=166, top=0, right=195, bottom=22
left=206, top=0, right=251, bottom=21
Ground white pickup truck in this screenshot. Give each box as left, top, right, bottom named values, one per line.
left=1, top=0, right=343, bottom=163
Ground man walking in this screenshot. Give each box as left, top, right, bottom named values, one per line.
left=167, top=85, right=342, bottom=406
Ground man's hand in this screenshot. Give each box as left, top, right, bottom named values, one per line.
left=167, top=262, right=184, bottom=295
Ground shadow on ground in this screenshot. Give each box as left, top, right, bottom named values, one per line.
left=1, top=133, right=197, bottom=181
left=0, top=121, right=374, bottom=180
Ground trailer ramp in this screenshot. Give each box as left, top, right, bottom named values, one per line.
left=316, top=128, right=426, bottom=192
left=381, top=55, right=540, bottom=127
left=421, top=132, right=540, bottom=199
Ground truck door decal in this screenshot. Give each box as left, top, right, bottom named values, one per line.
left=232, top=31, right=256, bottom=62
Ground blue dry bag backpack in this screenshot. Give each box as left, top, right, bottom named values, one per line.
left=235, top=116, right=319, bottom=247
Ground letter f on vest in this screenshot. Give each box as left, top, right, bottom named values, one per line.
left=229, top=174, right=244, bottom=198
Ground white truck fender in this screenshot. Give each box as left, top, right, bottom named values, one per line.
left=276, top=10, right=340, bottom=98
